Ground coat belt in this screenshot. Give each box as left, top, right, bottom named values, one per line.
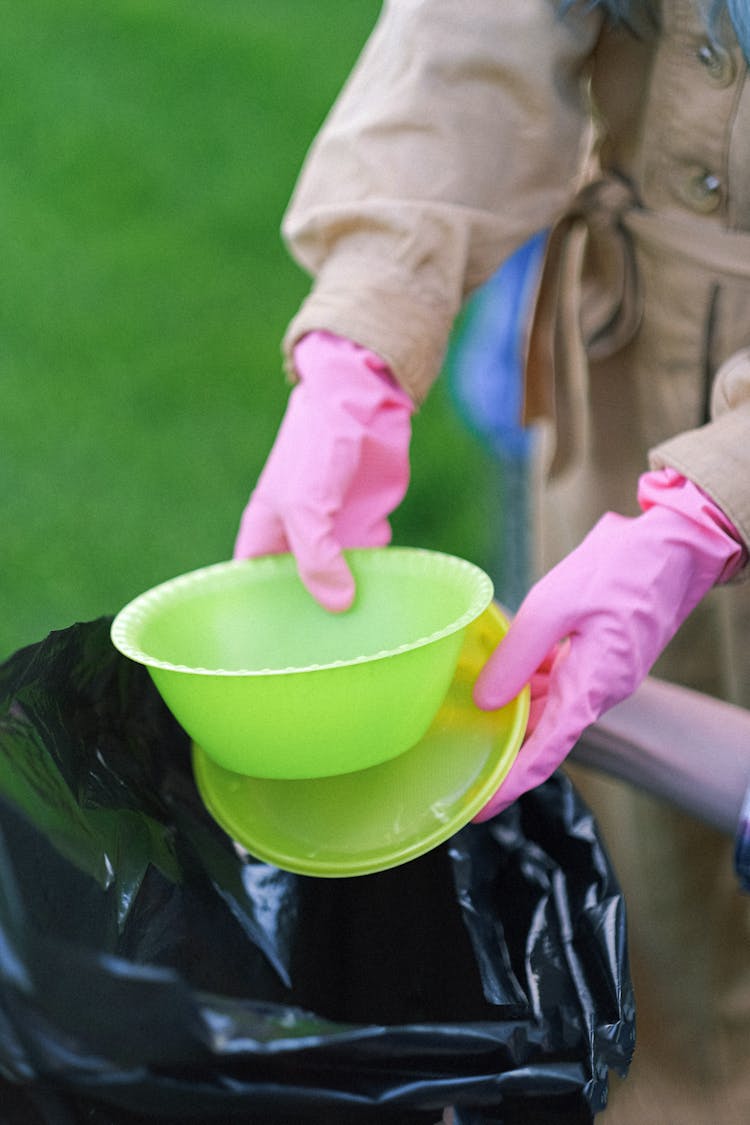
left=522, top=173, right=750, bottom=475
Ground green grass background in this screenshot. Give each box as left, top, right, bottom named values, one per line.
left=1, top=0, right=497, bottom=661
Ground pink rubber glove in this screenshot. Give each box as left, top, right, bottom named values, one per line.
left=234, top=331, right=414, bottom=611
left=473, top=469, right=746, bottom=821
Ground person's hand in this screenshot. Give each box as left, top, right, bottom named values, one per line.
left=472, top=469, right=746, bottom=821
left=234, top=331, right=414, bottom=611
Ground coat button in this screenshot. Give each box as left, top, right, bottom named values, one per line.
left=677, top=167, right=723, bottom=212
left=696, top=40, right=736, bottom=86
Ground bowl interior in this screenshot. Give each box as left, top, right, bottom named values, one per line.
left=114, top=548, right=493, bottom=674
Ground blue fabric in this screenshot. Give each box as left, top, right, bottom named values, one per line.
left=448, top=231, right=546, bottom=459
left=447, top=233, right=546, bottom=609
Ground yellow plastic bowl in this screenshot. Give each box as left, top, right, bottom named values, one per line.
left=110, top=547, right=494, bottom=779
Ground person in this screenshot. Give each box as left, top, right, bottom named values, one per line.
left=234, top=2, right=750, bottom=1120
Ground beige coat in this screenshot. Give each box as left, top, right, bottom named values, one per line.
left=283, top=0, right=750, bottom=549
left=279, top=2, right=750, bottom=1121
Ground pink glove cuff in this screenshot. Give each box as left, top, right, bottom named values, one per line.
left=637, top=468, right=746, bottom=584
left=293, top=331, right=414, bottom=415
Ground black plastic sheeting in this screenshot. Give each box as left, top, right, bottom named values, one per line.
left=0, top=619, right=634, bottom=1124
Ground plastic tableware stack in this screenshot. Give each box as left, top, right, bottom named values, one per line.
left=111, top=546, right=528, bottom=876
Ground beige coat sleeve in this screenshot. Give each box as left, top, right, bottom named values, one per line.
left=282, top=0, right=602, bottom=402
left=650, top=347, right=750, bottom=552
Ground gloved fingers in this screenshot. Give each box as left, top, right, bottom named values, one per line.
left=282, top=427, right=365, bottom=610
left=472, top=770, right=528, bottom=822
left=233, top=495, right=289, bottom=559
left=471, top=722, right=563, bottom=820
left=336, top=514, right=393, bottom=550
left=525, top=665, right=555, bottom=736
left=236, top=406, right=363, bottom=609
left=472, top=715, right=579, bottom=823
left=332, top=415, right=412, bottom=545
left=526, top=694, right=548, bottom=737
left=234, top=333, right=414, bottom=612
left=282, top=412, right=410, bottom=601
left=472, top=639, right=589, bottom=822
left=234, top=491, right=356, bottom=612
left=516, top=636, right=601, bottom=763
left=526, top=643, right=560, bottom=725
left=472, top=606, right=567, bottom=711
left=284, top=506, right=357, bottom=613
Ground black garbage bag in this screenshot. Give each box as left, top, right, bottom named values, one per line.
left=0, top=620, right=634, bottom=1124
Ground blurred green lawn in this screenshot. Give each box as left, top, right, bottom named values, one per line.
left=1, top=0, right=495, bottom=660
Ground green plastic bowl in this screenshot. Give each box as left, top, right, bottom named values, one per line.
left=191, top=603, right=529, bottom=877
left=110, top=547, right=494, bottom=779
